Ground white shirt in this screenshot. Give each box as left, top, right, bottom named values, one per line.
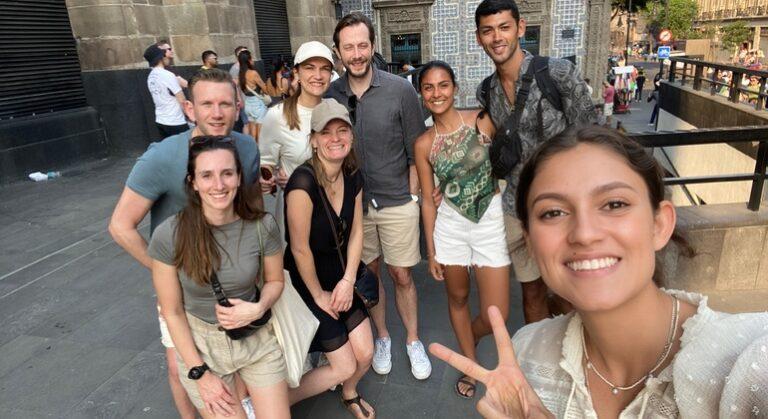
left=147, top=67, right=185, bottom=126
left=259, top=100, right=327, bottom=235
left=512, top=289, right=768, bottom=418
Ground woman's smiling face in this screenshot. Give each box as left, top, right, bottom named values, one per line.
left=191, top=149, right=240, bottom=215
left=524, top=143, right=675, bottom=312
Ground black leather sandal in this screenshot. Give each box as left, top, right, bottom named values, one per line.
left=455, top=376, right=477, bottom=399
left=342, top=394, right=374, bottom=418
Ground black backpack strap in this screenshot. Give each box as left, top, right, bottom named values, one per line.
left=531, top=56, right=564, bottom=113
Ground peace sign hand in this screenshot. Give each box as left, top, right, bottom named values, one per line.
left=429, top=306, right=553, bottom=419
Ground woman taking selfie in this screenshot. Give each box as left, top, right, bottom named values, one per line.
left=414, top=61, right=510, bottom=399
left=148, top=136, right=290, bottom=419
left=430, top=125, right=768, bottom=418
left=284, top=100, right=375, bottom=419
left=259, top=41, right=335, bottom=234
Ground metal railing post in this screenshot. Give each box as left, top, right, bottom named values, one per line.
left=693, top=64, right=703, bottom=90
left=681, top=62, right=688, bottom=85
left=748, top=140, right=768, bottom=211
left=729, top=72, right=741, bottom=103
left=669, top=60, right=676, bottom=83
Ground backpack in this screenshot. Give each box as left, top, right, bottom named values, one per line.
left=481, top=56, right=564, bottom=179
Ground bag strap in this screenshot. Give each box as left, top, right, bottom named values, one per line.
left=256, top=219, right=265, bottom=288
left=531, top=56, right=564, bottom=113
left=297, top=165, right=347, bottom=271
left=497, top=60, right=536, bottom=138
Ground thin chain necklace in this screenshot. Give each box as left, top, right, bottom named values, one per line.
left=582, top=295, right=680, bottom=396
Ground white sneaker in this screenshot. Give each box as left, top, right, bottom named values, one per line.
left=372, top=337, right=392, bottom=375
left=406, top=340, right=432, bottom=380
left=241, top=397, right=256, bottom=419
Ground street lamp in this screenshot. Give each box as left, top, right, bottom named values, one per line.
left=625, top=0, right=633, bottom=60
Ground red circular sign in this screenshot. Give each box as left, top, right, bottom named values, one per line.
left=659, top=29, right=673, bottom=43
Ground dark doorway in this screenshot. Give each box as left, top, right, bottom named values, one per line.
left=521, top=26, right=540, bottom=56
left=391, top=33, right=421, bottom=65
left=253, top=0, right=292, bottom=75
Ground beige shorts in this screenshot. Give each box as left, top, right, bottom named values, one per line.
left=158, top=306, right=174, bottom=348
left=177, top=313, right=287, bottom=408
left=362, top=200, right=421, bottom=267
left=504, top=214, right=541, bottom=283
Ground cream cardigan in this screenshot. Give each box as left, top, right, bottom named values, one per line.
left=511, top=290, right=768, bottom=418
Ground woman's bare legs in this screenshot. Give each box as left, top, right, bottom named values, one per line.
left=248, top=380, right=290, bottom=419
left=442, top=265, right=477, bottom=396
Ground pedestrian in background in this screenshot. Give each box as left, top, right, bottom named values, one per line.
left=144, top=44, right=188, bottom=139
left=328, top=12, right=433, bottom=381
left=201, top=50, right=218, bottom=70
left=237, top=49, right=269, bottom=140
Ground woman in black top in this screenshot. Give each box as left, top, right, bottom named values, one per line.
left=283, top=100, right=375, bottom=418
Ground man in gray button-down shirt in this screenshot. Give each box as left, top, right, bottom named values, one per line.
left=328, top=12, right=432, bottom=381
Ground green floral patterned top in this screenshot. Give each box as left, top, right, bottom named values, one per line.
left=429, top=122, right=496, bottom=223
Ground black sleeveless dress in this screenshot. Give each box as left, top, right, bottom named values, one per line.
left=283, top=163, right=369, bottom=353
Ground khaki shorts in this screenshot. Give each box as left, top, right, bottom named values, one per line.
left=504, top=214, right=540, bottom=283
left=177, top=313, right=286, bottom=408
left=158, top=306, right=174, bottom=348
left=362, top=200, right=421, bottom=267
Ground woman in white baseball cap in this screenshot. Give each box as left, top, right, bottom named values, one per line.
left=259, top=41, right=336, bottom=239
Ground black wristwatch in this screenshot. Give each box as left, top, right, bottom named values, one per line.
left=187, top=363, right=210, bottom=380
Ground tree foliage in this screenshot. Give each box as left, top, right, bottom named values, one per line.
left=611, top=0, right=649, bottom=20
left=642, top=0, right=699, bottom=40
left=720, top=21, right=751, bottom=51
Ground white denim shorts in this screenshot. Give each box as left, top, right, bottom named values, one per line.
left=434, top=194, right=511, bottom=268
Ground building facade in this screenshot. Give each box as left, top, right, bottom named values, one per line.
left=697, top=0, right=768, bottom=56
left=341, top=0, right=612, bottom=107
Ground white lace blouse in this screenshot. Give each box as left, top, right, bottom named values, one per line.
left=511, top=290, right=768, bottom=418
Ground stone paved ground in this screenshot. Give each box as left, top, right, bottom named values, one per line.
left=0, top=155, right=526, bottom=418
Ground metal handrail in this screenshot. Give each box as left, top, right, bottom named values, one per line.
left=629, top=126, right=768, bottom=211
left=668, top=57, right=768, bottom=111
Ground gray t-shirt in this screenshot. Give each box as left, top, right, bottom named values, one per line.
left=125, top=130, right=260, bottom=235
left=148, top=215, right=282, bottom=324
left=327, top=68, right=426, bottom=209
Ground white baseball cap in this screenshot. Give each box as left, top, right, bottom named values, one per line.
left=294, top=41, right=334, bottom=67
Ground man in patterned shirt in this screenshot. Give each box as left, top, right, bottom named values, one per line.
left=475, top=0, right=596, bottom=323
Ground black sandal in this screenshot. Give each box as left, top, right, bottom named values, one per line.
left=342, top=394, right=374, bottom=418
left=455, top=376, right=477, bottom=399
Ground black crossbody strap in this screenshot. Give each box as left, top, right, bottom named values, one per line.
left=498, top=62, right=536, bottom=139
left=297, top=165, right=347, bottom=271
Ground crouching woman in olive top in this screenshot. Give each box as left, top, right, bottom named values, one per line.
left=148, top=136, right=289, bottom=419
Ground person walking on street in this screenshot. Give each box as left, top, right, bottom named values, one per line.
left=259, top=41, right=335, bottom=235
left=109, top=69, right=261, bottom=419
left=237, top=49, right=270, bottom=140
left=602, top=80, right=615, bottom=127
left=144, top=43, right=188, bottom=139
left=414, top=61, right=511, bottom=399
left=230, top=46, right=251, bottom=135
left=328, top=12, right=432, bottom=381
left=472, top=0, right=596, bottom=324
left=635, top=68, right=646, bottom=101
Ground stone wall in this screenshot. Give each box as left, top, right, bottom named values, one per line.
left=65, top=0, right=260, bottom=70
left=663, top=203, right=768, bottom=313
left=286, top=0, right=338, bottom=52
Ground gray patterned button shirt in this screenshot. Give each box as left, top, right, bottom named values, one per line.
left=476, top=50, right=597, bottom=216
